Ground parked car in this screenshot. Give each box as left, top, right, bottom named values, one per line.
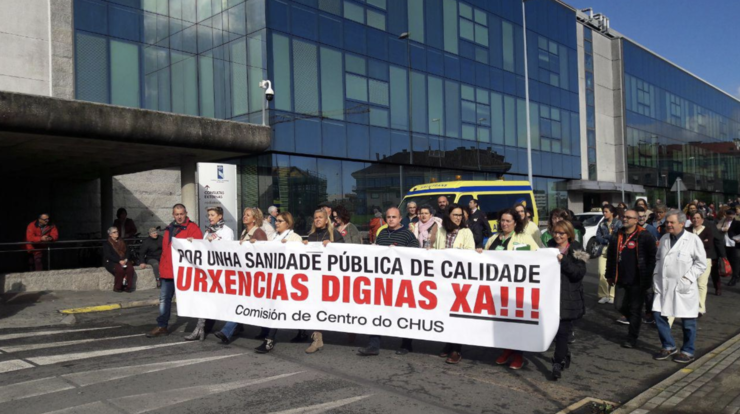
left=574, top=212, right=604, bottom=258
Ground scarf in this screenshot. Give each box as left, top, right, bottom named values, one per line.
left=206, top=219, right=225, bottom=235
left=167, top=219, right=189, bottom=242
left=416, top=219, right=435, bottom=246
left=108, top=237, right=127, bottom=259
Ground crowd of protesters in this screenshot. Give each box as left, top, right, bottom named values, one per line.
left=23, top=193, right=740, bottom=381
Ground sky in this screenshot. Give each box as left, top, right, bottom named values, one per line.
left=564, top=0, right=740, bottom=99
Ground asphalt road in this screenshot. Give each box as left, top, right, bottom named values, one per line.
left=2, top=261, right=740, bottom=414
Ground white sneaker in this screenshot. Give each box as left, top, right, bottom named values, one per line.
left=598, top=297, right=609, bottom=304
left=607, top=298, right=614, bottom=304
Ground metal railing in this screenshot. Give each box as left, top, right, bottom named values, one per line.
left=0, top=237, right=146, bottom=273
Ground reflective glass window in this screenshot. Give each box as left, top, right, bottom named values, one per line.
left=343, top=1, right=364, bottom=23
left=367, top=9, right=386, bottom=30
left=292, top=39, right=320, bottom=115
left=321, top=47, right=345, bottom=120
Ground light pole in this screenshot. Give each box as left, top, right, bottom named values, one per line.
left=522, top=0, right=533, bottom=186
left=399, top=32, right=413, bottom=165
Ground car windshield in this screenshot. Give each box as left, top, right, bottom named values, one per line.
left=577, top=214, right=602, bottom=227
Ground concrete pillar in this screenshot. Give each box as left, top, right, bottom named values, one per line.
left=100, top=174, right=113, bottom=237
left=181, top=159, right=197, bottom=219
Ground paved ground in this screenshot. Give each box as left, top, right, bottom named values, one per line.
left=2, top=261, right=740, bottom=414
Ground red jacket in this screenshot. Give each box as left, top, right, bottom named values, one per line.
left=160, top=218, right=203, bottom=279
left=25, top=221, right=59, bottom=251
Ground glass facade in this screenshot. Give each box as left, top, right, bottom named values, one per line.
left=622, top=40, right=740, bottom=206
left=73, top=0, right=581, bottom=231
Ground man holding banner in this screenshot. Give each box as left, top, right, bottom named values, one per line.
left=146, top=204, right=203, bottom=338
left=358, top=207, right=420, bottom=357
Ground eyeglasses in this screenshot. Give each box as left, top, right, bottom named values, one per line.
left=451, top=213, right=463, bottom=217
left=624, top=216, right=638, bottom=221
left=553, top=231, right=567, bottom=236
left=275, top=219, right=285, bottom=223
left=39, top=217, right=49, bottom=221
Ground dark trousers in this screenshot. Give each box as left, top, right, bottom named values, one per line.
left=710, top=259, right=721, bottom=292
left=728, top=249, right=740, bottom=280
left=146, top=258, right=161, bottom=280
left=554, top=321, right=573, bottom=362
left=619, top=284, right=645, bottom=340
left=28, top=251, right=45, bottom=271
left=111, top=263, right=134, bottom=291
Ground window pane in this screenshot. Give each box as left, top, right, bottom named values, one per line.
left=411, top=71, right=427, bottom=133
left=369, top=79, right=389, bottom=106
left=460, top=19, right=474, bottom=41
left=344, top=1, right=364, bottom=24
left=461, top=84, right=475, bottom=101
left=462, top=124, right=475, bottom=140
left=502, top=21, right=514, bottom=72
left=321, top=47, right=345, bottom=120
left=408, top=0, right=424, bottom=42
left=293, top=39, right=320, bottom=115
left=367, top=9, right=386, bottom=30
left=459, top=2, right=472, bottom=19
left=345, top=54, right=367, bottom=75
left=346, top=73, right=368, bottom=101
left=390, top=65, right=409, bottom=130
left=230, top=38, right=248, bottom=116
left=76, top=32, right=109, bottom=103
left=199, top=55, right=215, bottom=117
left=477, top=126, right=490, bottom=143
left=491, top=92, right=503, bottom=145
left=462, top=100, right=476, bottom=123
left=370, top=106, right=389, bottom=127
left=475, top=25, right=488, bottom=46
left=474, top=8, right=486, bottom=25
left=444, top=80, right=460, bottom=138
left=171, top=53, right=198, bottom=115
left=367, top=0, right=386, bottom=10
left=428, top=76, right=444, bottom=135
left=504, top=95, right=516, bottom=146
left=319, top=0, right=341, bottom=15
left=443, top=0, right=458, bottom=54
left=272, top=33, right=292, bottom=111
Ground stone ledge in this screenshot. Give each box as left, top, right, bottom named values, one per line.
left=1, top=266, right=158, bottom=293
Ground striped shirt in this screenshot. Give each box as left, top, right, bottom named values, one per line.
left=375, top=227, right=419, bottom=248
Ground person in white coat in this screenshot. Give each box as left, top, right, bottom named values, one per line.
left=652, top=210, right=707, bottom=364
left=184, top=206, right=233, bottom=341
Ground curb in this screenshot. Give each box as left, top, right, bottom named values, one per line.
left=58, top=298, right=170, bottom=314
left=613, top=332, right=740, bottom=413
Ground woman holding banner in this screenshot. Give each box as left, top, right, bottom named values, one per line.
left=251, top=212, right=303, bottom=353
left=213, top=207, right=268, bottom=344
left=412, top=205, right=441, bottom=248
left=184, top=206, right=234, bottom=341
left=301, top=208, right=345, bottom=353
left=479, top=208, right=539, bottom=370
left=546, top=220, right=587, bottom=380
left=433, top=204, right=476, bottom=364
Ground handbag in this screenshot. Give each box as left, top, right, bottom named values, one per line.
left=719, top=257, right=733, bottom=278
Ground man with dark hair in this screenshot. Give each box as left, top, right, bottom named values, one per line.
left=468, top=199, right=492, bottom=249
left=359, top=207, right=419, bottom=357
left=146, top=204, right=203, bottom=338
left=606, top=209, right=657, bottom=348
left=636, top=207, right=660, bottom=240
left=436, top=196, right=450, bottom=219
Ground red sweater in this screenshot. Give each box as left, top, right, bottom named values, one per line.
left=160, top=218, right=203, bottom=279
left=25, top=221, right=59, bottom=251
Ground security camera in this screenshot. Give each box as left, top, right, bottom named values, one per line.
left=260, top=80, right=274, bottom=101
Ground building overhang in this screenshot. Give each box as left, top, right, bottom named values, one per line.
left=0, top=91, right=271, bottom=179
left=567, top=180, right=646, bottom=194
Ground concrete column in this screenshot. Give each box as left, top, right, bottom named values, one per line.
left=181, top=159, right=197, bottom=219
left=100, top=174, right=113, bottom=238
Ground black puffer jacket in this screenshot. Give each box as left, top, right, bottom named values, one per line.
left=548, top=239, right=587, bottom=321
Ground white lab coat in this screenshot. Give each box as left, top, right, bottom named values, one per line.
left=204, top=225, right=234, bottom=242
left=652, top=231, right=707, bottom=318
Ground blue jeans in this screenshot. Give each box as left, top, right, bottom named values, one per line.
left=156, top=279, right=175, bottom=328
left=654, top=311, right=696, bottom=356
left=221, top=322, right=239, bottom=340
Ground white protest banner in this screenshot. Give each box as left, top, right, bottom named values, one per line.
left=172, top=240, right=560, bottom=352
left=197, top=163, right=238, bottom=233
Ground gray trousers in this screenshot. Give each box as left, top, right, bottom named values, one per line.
left=147, top=259, right=160, bottom=280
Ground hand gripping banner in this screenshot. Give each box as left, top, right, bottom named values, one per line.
left=172, top=240, right=561, bottom=352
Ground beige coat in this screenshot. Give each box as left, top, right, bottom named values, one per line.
left=433, top=227, right=475, bottom=250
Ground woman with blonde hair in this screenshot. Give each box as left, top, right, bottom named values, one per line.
left=301, top=208, right=344, bottom=353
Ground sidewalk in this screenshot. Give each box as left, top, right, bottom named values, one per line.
left=0, top=289, right=159, bottom=329
left=616, top=332, right=740, bottom=414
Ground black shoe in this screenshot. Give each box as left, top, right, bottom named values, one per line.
left=653, top=348, right=678, bottom=361
left=729, top=278, right=738, bottom=287
left=439, top=343, right=452, bottom=358
left=290, top=332, right=309, bottom=343
left=551, top=358, right=564, bottom=380
left=156, top=279, right=162, bottom=288
left=622, top=339, right=638, bottom=349
left=565, top=353, right=571, bottom=369
left=255, top=339, right=274, bottom=354
left=567, top=331, right=576, bottom=344
left=395, top=348, right=411, bottom=355
left=357, top=346, right=380, bottom=356
left=214, top=331, right=230, bottom=344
